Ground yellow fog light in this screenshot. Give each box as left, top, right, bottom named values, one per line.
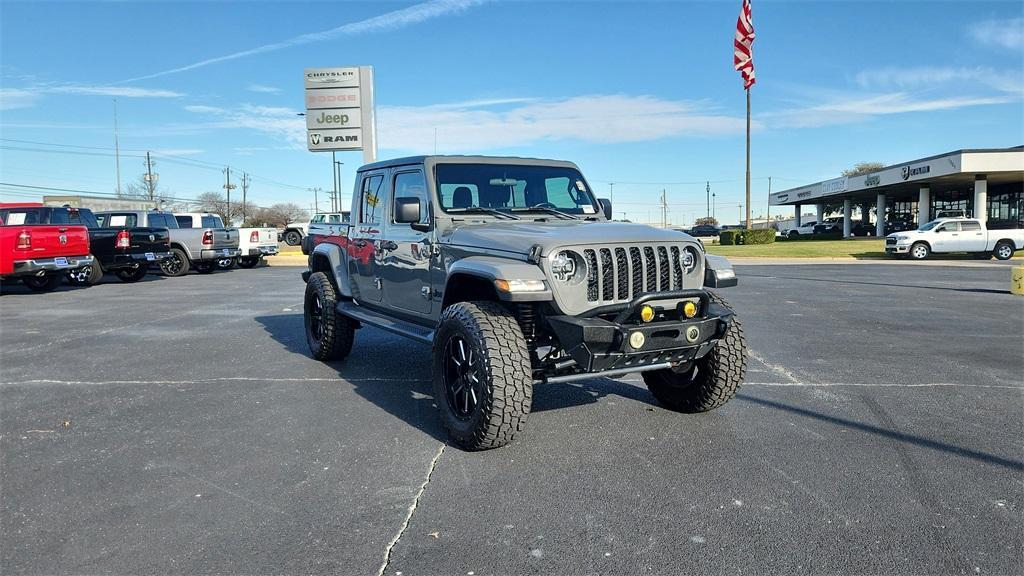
left=629, top=331, right=646, bottom=350
left=639, top=305, right=655, bottom=323
left=682, top=301, right=698, bottom=319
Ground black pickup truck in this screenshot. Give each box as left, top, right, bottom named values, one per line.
left=0, top=205, right=171, bottom=285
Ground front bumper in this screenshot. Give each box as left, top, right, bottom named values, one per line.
left=199, top=248, right=242, bottom=261
left=245, top=246, right=279, bottom=257
left=885, top=244, right=910, bottom=254
left=545, top=289, right=733, bottom=374
left=10, top=254, right=94, bottom=277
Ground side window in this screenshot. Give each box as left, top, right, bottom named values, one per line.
left=50, top=209, right=69, bottom=224
left=328, top=214, right=341, bottom=223
left=95, top=213, right=108, bottom=227
left=359, top=174, right=385, bottom=225
left=175, top=215, right=193, bottom=228
left=961, top=221, right=981, bottom=231
left=311, top=214, right=325, bottom=223
left=393, top=171, right=429, bottom=224
left=105, top=213, right=136, bottom=227
left=938, top=222, right=959, bottom=232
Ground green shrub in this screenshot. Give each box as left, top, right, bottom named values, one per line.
left=742, top=229, right=776, bottom=245
left=719, top=230, right=740, bottom=245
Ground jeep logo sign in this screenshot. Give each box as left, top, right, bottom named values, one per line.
left=304, top=66, right=376, bottom=159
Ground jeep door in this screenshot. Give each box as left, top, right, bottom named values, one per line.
left=349, top=172, right=386, bottom=303
left=382, top=169, right=432, bottom=315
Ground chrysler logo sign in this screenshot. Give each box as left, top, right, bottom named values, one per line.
left=901, top=164, right=930, bottom=180
left=305, top=70, right=356, bottom=84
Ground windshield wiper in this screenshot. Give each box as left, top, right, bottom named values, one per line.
left=447, top=206, right=520, bottom=220
left=509, top=205, right=578, bottom=220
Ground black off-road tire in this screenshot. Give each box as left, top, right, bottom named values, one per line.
left=66, top=257, right=103, bottom=286
left=237, top=256, right=261, bottom=269
left=432, top=301, right=533, bottom=451
left=194, top=261, right=216, bottom=274
left=284, top=230, right=302, bottom=246
left=643, top=292, right=747, bottom=413
left=909, top=242, right=930, bottom=260
left=994, top=241, right=1015, bottom=261
left=160, top=248, right=190, bottom=277
left=304, top=272, right=355, bottom=361
left=23, top=274, right=61, bottom=292
left=115, top=264, right=149, bottom=283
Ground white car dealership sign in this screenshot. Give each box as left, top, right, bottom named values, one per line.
left=304, top=66, right=377, bottom=162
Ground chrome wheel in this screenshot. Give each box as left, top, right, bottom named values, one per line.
left=911, top=243, right=929, bottom=260
left=996, top=243, right=1013, bottom=260
left=443, top=336, right=481, bottom=419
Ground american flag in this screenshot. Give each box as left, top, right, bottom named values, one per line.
left=734, top=0, right=756, bottom=89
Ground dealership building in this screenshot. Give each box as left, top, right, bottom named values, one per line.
left=770, top=147, right=1023, bottom=236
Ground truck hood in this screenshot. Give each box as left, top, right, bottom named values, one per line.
left=444, top=220, right=695, bottom=256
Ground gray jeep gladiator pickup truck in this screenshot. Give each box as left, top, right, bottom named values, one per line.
left=302, top=156, right=746, bottom=450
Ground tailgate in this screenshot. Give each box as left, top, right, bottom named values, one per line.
left=8, top=225, right=90, bottom=258
left=210, top=228, right=239, bottom=249
left=126, top=227, right=171, bottom=251
left=256, top=228, right=278, bottom=247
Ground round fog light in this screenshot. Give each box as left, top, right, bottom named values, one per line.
left=640, top=305, right=655, bottom=323
left=682, top=301, right=698, bottom=318
left=629, top=331, right=646, bottom=350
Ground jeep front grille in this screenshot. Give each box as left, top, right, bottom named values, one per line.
left=583, top=244, right=690, bottom=303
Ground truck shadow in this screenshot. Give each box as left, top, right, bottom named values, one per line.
left=0, top=271, right=167, bottom=295
left=253, top=313, right=662, bottom=443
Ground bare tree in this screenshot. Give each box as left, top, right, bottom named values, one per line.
left=694, top=216, right=719, bottom=226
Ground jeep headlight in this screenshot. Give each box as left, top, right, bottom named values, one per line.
left=551, top=250, right=583, bottom=282
left=682, top=247, right=700, bottom=274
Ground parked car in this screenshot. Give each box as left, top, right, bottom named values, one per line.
left=0, top=203, right=171, bottom=285
left=886, top=217, right=1024, bottom=260
left=687, top=224, right=721, bottom=238
left=299, top=212, right=352, bottom=254
left=169, top=213, right=242, bottom=274
left=884, top=216, right=915, bottom=236
left=812, top=217, right=843, bottom=235
left=234, top=226, right=279, bottom=268
left=0, top=208, right=93, bottom=292
left=282, top=212, right=350, bottom=247
left=302, top=155, right=745, bottom=451
left=95, top=211, right=240, bottom=276
left=781, top=220, right=817, bottom=238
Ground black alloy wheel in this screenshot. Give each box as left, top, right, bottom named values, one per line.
left=442, top=335, right=483, bottom=419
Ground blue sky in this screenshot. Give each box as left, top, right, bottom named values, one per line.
left=1, top=0, right=1021, bottom=225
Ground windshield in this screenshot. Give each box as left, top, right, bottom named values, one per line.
left=435, top=163, right=598, bottom=216
left=919, top=220, right=940, bottom=231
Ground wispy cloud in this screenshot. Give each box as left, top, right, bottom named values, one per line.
left=380, top=95, right=750, bottom=152
left=46, top=85, right=183, bottom=98
left=153, top=148, right=204, bottom=157
left=185, top=104, right=306, bottom=146
left=769, top=92, right=1012, bottom=129
left=854, top=66, right=1023, bottom=94
left=118, top=0, right=488, bottom=83
left=0, top=88, right=39, bottom=111
left=969, top=17, right=1024, bottom=50
left=184, top=94, right=749, bottom=151
left=247, top=84, right=281, bottom=94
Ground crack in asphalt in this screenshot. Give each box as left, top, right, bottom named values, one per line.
left=376, top=442, right=446, bottom=576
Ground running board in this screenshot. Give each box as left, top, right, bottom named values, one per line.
left=337, top=302, right=435, bottom=345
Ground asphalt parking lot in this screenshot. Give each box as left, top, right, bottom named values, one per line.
left=2, top=263, right=1022, bottom=575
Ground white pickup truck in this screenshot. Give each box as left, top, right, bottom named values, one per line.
left=781, top=220, right=818, bottom=238
left=885, top=217, right=1024, bottom=260
left=235, top=226, right=279, bottom=268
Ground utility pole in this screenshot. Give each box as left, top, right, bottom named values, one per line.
left=145, top=152, right=155, bottom=200
left=712, top=192, right=716, bottom=222
left=766, top=176, right=772, bottom=224
left=113, top=99, right=122, bottom=197
left=609, top=182, right=615, bottom=206
left=738, top=203, right=743, bottom=226
left=311, top=187, right=321, bottom=214
left=223, top=167, right=236, bottom=225
left=241, top=173, right=250, bottom=224
left=706, top=181, right=710, bottom=220
left=334, top=159, right=344, bottom=213
left=660, top=189, right=668, bottom=228
left=331, top=151, right=338, bottom=212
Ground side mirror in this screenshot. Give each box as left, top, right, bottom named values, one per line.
left=599, top=198, right=612, bottom=220
left=395, top=197, right=421, bottom=224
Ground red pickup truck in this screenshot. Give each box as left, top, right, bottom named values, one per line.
left=0, top=205, right=94, bottom=292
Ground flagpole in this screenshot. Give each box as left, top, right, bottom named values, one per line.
left=745, top=87, right=751, bottom=229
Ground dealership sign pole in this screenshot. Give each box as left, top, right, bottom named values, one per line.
left=304, top=66, right=378, bottom=164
